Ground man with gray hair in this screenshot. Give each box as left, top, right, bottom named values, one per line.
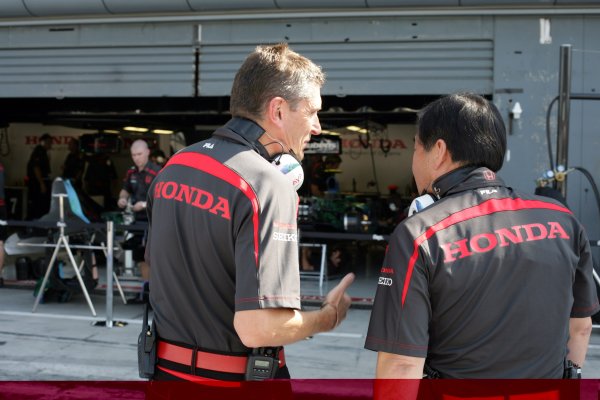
left=145, top=43, right=354, bottom=382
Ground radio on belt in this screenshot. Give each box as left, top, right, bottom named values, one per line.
left=245, top=347, right=279, bottom=380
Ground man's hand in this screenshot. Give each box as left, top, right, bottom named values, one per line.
left=234, top=273, right=355, bottom=348
left=132, top=201, right=147, bottom=212
left=322, top=273, right=355, bottom=329
left=117, top=197, right=128, bottom=209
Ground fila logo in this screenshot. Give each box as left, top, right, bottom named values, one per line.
left=440, top=221, right=570, bottom=263
left=378, top=277, right=393, bottom=286
left=203, top=142, right=215, bottom=149
left=479, top=188, right=498, bottom=195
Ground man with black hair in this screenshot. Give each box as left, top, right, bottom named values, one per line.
left=26, top=133, right=53, bottom=219
left=366, top=92, right=598, bottom=379
left=62, top=138, right=85, bottom=189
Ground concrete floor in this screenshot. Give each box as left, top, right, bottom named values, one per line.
left=0, top=271, right=599, bottom=383
left=0, top=274, right=377, bottom=381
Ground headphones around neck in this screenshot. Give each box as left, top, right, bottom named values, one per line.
left=212, top=128, right=304, bottom=191
left=407, top=194, right=436, bottom=217
left=271, top=153, right=304, bottom=191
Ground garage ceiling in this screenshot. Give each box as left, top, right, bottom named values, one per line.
left=0, top=94, right=433, bottom=132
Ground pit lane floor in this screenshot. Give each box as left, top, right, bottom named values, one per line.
left=0, top=275, right=599, bottom=380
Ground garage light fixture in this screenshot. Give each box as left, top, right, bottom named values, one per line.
left=123, top=126, right=148, bottom=133
left=152, top=129, right=174, bottom=135
left=345, top=125, right=368, bottom=134
left=103, top=130, right=120, bottom=134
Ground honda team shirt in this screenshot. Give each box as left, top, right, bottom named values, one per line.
left=365, top=166, right=600, bottom=378
left=146, top=118, right=301, bottom=354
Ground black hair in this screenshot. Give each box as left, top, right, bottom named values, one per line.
left=417, top=92, right=506, bottom=172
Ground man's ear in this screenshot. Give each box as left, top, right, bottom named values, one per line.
left=431, top=139, right=450, bottom=171
left=267, top=97, right=286, bottom=126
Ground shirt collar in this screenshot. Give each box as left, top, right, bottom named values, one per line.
left=431, top=166, right=505, bottom=199
left=223, top=117, right=270, bottom=159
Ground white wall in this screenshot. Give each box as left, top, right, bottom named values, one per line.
left=0, top=123, right=173, bottom=192
left=0, top=123, right=95, bottom=187
left=0, top=122, right=417, bottom=201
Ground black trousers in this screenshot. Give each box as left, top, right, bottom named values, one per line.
left=27, top=184, right=51, bottom=220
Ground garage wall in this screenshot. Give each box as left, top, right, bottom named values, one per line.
left=0, top=16, right=494, bottom=98
left=0, top=1, right=596, bottom=18
left=0, top=23, right=196, bottom=97
left=198, top=16, right=494, bottom=96
left=493, top=15, right=600, bottom=243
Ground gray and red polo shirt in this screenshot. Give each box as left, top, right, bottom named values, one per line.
left=147, top=118, right=301, bottom=354
left=365, top=166, right=600, bottom=378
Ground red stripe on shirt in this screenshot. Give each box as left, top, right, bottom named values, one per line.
left=401, top=197, right=572, bottom=307
left=165, top=152, right=260, bottom=268
left=145, top=167, right=158, bottom=176
left=123, top=169, right=134, bottom=182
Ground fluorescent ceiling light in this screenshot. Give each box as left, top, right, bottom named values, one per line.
left=152, top=129, right=174, bottom=135
left=123, top=126, right=148, bottom=132
left=103, top=130, right=120, bottom=134
left=345, top=126, right=368, bottom=134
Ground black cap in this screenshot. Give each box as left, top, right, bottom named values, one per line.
left=40, top=133, right=52, bottom=141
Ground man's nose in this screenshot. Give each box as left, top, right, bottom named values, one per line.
left=312, top=118, right=322, bottom=136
